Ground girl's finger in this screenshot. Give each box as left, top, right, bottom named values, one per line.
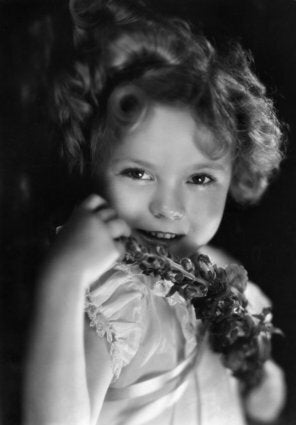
left=97, top=207, right=118, bottom=222
left=106, top=218, right=131, bottom=240
left=80, top=194, right=107, bottom=211
left=114, top=239, right=128, bottom=257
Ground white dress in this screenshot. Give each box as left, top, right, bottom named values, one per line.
left=85, top=259, right=269, bottom=425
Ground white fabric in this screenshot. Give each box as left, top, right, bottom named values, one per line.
left=84, top=260, right=268, bottom=425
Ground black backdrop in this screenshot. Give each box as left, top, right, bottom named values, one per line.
left=1, top=0, right=296, bottom=424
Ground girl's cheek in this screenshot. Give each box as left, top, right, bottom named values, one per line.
left=107, top=184, right=145, bottom=219
left=190, top=189, right=227, bottom=217
left=189, top=191, right=228, bottom=242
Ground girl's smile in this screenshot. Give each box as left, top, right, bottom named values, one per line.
left=102, top=104, right=233, bottom=256
left=134, top=228, right=185, bottom=249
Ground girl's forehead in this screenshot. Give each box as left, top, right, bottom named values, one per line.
left=126, top=103, right=211, bottom=141
left=111, top=104, right=233, bottom=168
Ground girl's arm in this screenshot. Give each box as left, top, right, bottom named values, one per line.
left=24, top=195, right=130, bottom=425
left=84, top=315, right=114, bottom=425
left=24, top=267, right=112, bottom=425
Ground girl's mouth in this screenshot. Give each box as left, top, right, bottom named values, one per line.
left=135, top=229, right=184, bottom=245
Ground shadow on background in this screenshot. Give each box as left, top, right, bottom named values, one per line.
left=0, top=0, right=296, bottom=424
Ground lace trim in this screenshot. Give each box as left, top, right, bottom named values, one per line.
left=85, top=294, right=125, bottom=381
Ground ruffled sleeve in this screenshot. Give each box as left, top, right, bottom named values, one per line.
left=85, top=265, right=148, bottom=382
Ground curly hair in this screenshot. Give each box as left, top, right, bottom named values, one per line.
left=51, top=0, right=284, bottom=204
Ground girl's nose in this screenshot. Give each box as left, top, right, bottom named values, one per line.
left=149, top=191, right=185, bottom=221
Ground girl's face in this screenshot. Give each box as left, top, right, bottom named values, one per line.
left=102, top=104, right=232, bottom=256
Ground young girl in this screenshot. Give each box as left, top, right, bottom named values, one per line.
left=24, top=1, right=286, bottom=424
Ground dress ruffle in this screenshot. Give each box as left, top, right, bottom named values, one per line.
left=85, top=263, right=199, bottom=381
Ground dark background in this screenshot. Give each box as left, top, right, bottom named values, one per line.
left=1, top=0, right=296, bottom=424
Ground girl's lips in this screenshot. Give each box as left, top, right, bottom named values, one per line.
left=135, top=229, right=184, bottom=246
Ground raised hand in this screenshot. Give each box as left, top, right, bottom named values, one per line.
left=46, top=194, right=131, bottom=288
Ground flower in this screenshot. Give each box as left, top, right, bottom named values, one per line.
left=225, top=264, right=248, bottom=293
left=183, top=281, right=208, bottom=300
left=192, top=253, right=216, bottom=280
left=122, top=236, right=282, bottom=392
left=180, top=258, right=195, bottom=273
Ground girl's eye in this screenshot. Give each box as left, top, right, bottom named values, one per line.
left=188, top=174, right=214, bottom=185
left=121, top=168, right=152, bottom=181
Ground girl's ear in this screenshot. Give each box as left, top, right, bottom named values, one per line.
left=229, top=170, right=268, bottom=205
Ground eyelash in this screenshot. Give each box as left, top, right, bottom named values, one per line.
left=187, top=174, right=215, bottom=186
left=120, top=168, right=152, bottom=180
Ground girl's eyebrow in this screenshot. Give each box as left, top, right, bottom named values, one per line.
left=112, top=157, right=146, bottom=163
left=112, top=157, right=229, bottom=172
left=187, top=162, right=230, bottom=172
left=111, top=158, right=155, bottom=168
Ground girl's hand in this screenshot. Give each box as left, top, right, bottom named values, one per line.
left=47, top=194, right=131, bottom=288
left=244, top=360, right=286, bottom=422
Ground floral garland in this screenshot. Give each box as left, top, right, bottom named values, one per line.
left=122, top=237, right=282, bottom=393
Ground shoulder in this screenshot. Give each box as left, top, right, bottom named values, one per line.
left=87, top=264, right=149, bottom=309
